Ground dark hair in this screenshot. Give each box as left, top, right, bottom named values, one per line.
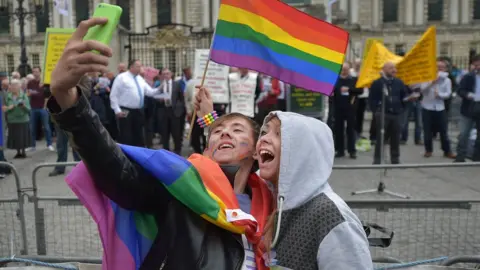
left=128, top=59, right=140, bottom=68
left=32, top=66, right=41, bottom=72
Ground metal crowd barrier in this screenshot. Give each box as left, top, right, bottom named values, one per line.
left=1, top=161, right=480, bottom=266
left=0, top=162, right=28, bottom=257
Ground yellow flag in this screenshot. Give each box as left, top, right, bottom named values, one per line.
left=356, top=26, right=437, bottom=88
left=362, top=38, right=383, bottom=61
left=356, top=42, right=402, bottom=88
left=396, top=26, right=437, bottom=85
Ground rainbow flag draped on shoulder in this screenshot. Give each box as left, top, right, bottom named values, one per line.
left=210, top=0, right=349, bottom=95
left=66, top=144, right=272, bottom=270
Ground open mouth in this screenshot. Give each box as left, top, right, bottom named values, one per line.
left=259, top=150, right=275, bottom=163
left=218, top=142, right=235, bottom=150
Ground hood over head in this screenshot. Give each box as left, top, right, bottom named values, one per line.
left=263, top=111, right=334, bottom=211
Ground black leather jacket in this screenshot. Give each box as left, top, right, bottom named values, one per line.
left=47, top=87, right=246, bottom=270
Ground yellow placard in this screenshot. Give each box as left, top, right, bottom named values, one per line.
left=356, top=41, right=403, bottom=88
left=396, top=26, right=437, bottom=85
left=42, top=28, right=75, bottom=85
left=356, top=26, right=437, bottom=88
left=363, top=38, right=383, bottom=61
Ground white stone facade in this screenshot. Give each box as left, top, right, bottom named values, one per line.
left=1, top=0, right=480, bottom=73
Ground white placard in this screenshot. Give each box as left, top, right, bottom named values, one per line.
left=229, top=73, right=257, bottom=118
left=194, top=49, right=230, bottom=104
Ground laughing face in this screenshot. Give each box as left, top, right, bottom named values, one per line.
left=256, top=117, right=281, bottom=184
left=206, top=118, right=256, bottom=165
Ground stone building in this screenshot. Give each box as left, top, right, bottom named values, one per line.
left=327, top=0, right=480, bottom=67
left=1, top=0, right=479, bottom=75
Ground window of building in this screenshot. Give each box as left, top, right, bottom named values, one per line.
left=382, top=0, right=399, bottom=23
left=6, top=54, right=14, bottom=73
left=153, top=50, right=164, bottom=69
left=474, top=0, right=480, bottom=20
left=470, top=42, right=480, bottom=55
left=439, top=43, right=451, bottom=57
left=0, top=4, right=10, bottom=34
left=75, top=0, right=90, bottom=26
left=117, top=0, right=130, bottom=30
left=36, top=0, right=50, bottom=33
left=167, top=49, right=177, bottom=76
left=31, top=53, right=40, bottom=67
left=394, top=44, right=406, bottom=55
left=383, top=43, right=391, bottom=51
left=157, top=0, right=172, bottom=25
left=427, top=0, right=443, bottom=21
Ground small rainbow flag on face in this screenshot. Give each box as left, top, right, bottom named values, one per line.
left=210, top=0, right=349, bottom=95
left=66, top=144, right=272, bottom=270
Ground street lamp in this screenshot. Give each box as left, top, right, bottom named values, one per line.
left=0, top=0, right=44, bottom=77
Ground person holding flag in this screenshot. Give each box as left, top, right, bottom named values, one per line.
left=48, top=18, right=273, bottom=270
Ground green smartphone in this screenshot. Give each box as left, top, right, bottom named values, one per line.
left=83, top=3, right=122, bottom=46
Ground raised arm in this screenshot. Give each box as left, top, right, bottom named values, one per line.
left=48, top=18, right=172, bottom=213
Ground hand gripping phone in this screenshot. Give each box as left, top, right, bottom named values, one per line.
left=83, top=3, right=122, bottom=46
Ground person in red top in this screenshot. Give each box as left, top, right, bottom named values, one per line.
left=27, top=67, right=54, bottom=152
left=255, top=74, right=280, bottom=125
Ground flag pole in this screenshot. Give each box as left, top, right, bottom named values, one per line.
left=186, top=22, right=219, bottom=141
left=324, top=0, right=335, bottom=123
left=187, top=59, right=210, bottom=141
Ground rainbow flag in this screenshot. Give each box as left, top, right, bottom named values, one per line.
left=210, top=0, right=349, bottom=95
left=66, top=144, right=272, bottom=270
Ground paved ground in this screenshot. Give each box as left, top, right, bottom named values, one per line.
left=0, top=115, right=479, bottom=265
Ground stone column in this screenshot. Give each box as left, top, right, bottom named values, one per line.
left=460, top=0, right=470, bottom=24
left=414, top=0, right=424, bottom=25
left=405, top=0, right=414, bottom=25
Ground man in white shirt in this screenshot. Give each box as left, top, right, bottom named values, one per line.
left=109, top=60, right=160, bottom=147
left=419, top=60, right=456, bottom=159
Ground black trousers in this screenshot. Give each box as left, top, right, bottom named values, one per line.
left=160, top=107, right=183, bottom=155
left=369, top=115, right=377, bottom=141
left=117, top=107, right=145, bottom=147
left=422, top=109, right=451, bottom=154
left=277, top=99, right=287, bottom=111
left=334, top=108, right=356, bottom=154
left=373, top=112, right=401, bottom=164
left=190, top=114, right=206, bottom=154
left=355, top=98, right=367, bottom=136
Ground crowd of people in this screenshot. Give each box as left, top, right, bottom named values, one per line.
left=0, top=67, right=84, bottom=178
left=0, top=54, right=478, bottom=179
left=329, top=57, right=480, bottom=164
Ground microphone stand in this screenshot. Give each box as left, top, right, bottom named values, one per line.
left=351, top=79, right=410, bottom=198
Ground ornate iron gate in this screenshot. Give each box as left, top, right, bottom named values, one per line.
left=126, top=23, right=213, bottom=77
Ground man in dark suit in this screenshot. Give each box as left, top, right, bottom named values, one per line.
left=332, top=63, right=363, bottom=159
left=157, top=68, right=186, bottom=155
left=369, top=62, right=409, bottom=164
left=455, top=55, right=480, bottom=162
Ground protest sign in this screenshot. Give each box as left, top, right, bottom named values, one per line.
left=42, top=28, right=75, bottom=85
left=363, top=38, right=383, bottom=60
left=194, top=49, right=229, bottom=103
left=356, top=26, right=437, bottom=88
left=287, top=86, right=324, bottom=118
left=395, top=26, right=437, bottom=85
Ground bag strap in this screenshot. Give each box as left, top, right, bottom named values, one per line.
left=362, top=221, right=394, bottom=248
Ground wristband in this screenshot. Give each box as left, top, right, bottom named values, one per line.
left=197, top=111, right=218, bottom=128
